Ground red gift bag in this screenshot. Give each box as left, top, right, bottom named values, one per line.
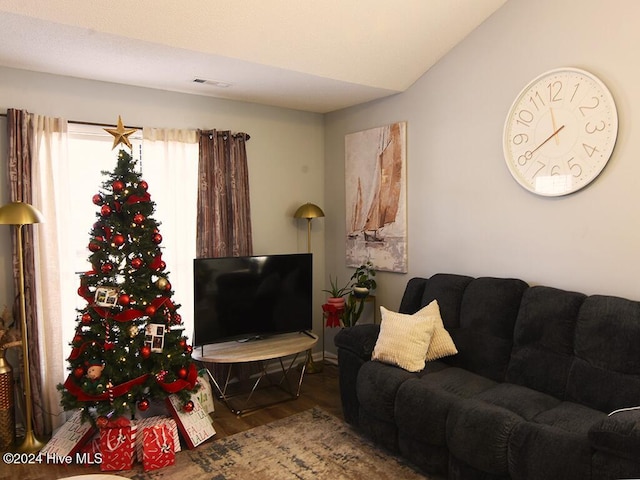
left=99, top=417, right=135, bottom=471
left=142, top=424, right=175, bottom=471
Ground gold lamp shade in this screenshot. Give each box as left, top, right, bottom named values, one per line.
left=0, top=201, right=44, bottom=226
left=294, top=203, right=325, bottom=219
left=294, top=203, right=324, bottom=253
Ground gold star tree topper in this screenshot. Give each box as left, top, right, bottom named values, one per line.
left=104, top=115, right=137, bottom=150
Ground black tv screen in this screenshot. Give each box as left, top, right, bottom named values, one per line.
left=193, top=253, right=313, bottom=346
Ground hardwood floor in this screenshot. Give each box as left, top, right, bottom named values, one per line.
left=212, top=362, right=343, bottom=437
left=2, top=362, right=342, bottom=480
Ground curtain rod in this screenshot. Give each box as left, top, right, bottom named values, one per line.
left=0, top=112, right=249, bottom=139
left=0, top=111, right=140, bottom=129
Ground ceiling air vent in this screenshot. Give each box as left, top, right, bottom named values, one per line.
left=192, top=78, right=232, bottom=88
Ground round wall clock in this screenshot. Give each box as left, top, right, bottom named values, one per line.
left=502, top=67, right=618, bottom=196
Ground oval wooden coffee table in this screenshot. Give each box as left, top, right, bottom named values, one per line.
left=193, top=331, right=318, bottom=416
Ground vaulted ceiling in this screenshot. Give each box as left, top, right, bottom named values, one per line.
left=0, top=0, right=508, bottom=113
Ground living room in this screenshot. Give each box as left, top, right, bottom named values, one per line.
left=1, top=0, right=640, bottom=478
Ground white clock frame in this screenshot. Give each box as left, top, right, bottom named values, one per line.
left=503, top=67, right=618, bottom=196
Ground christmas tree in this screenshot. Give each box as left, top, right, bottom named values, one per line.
left=58, top=117, right=198, bottom=422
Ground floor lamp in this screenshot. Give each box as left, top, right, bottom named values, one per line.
left=293, top=203, right=325, bottom=373
left=293, top=203, right=325, bottom=254
left=0, top=201, right=45, bottom=452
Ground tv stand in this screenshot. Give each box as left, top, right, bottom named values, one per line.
left=193, top=331, right=318, bottom=416
left=236, top=335, right=264, bottom=343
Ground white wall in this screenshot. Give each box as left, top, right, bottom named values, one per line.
left=324, top=0, right=640, bottom=339
left=0, top=67, right=326, bottom=342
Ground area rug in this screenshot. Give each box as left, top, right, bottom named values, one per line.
left=121, top=407, right=429, bottom=480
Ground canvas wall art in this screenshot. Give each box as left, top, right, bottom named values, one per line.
left=345, top=121, right=407, bottom=273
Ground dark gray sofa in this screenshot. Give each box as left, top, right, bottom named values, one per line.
left=334, top=273, right=640, bottom=480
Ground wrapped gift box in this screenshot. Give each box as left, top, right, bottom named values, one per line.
left=99, top=417, right=135, bottom=471
left=142, top=424, right=175, bottom=471
left=134, top=415, right=181, bottom=462
left=196, top=369, right=215, bottom=414
left=166, top=394, right=215, bottom=449
left=41, top=410, right=95, bottom=458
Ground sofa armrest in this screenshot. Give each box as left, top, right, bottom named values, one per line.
left=334, top=324, right=380, bottom=361
left=589, top=408, right=640, bottom=461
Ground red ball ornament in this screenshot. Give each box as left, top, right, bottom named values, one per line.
left=138, top=399, right=150, bottom=411
left=178, top=367, right=188, bottom=379
left=133, top=213, right=145, bottom=225
left=100, top=205, right=112, bottom=217
left=152, top=233, right=163, bottom=244
left=104, top=341, right=115, bottom=351
left=112, top=180, right=124, bottom=193
left=73, top=366, right=85, bottom=378
left=92, top=194, right=104, bottom=205
left=158, top=261, right=166, bottom=271
left=118, top=294, right=130, bottom=306
left=183, top=401, right=194, bottom=413
left=101, top=262, right=113, bottom=274
left=88, top=241, right=101, bottom=252
left=145, top=305, right=156, bottom=316
left=186, top=345, right=193, bottom=354
left=131, top=257, right=143, bottom=269
left=141, top=345, right=151, bottom=359
left=139, top=180, right=148, bottom=191
left=178, top=338, right=187, bottom=349
left=81, top=313, right=92, bottom=324
left=113, top=234, right=125, bottom=246
left=96, top=416, right=109, bottom=429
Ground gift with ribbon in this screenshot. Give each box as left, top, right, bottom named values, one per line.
left=99, top=416, right=136, bottom=471
left=134, top=415, right=181, bottom=463
left=142, top=424, right=175, bottom=471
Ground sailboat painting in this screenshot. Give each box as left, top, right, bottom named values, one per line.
left=345, top=122, right=407, bottom=273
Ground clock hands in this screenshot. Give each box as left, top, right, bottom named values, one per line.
left=523, top=125, right=565, bottom=161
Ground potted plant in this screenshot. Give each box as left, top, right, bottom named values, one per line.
left=350, top=261, right=377, bottom=299
left=322, top=275, right=351, bottom=310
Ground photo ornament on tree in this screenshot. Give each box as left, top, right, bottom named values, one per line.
left=94, top=286, right=119, bottom=307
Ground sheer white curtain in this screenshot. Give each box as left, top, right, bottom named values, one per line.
left=30, top=114, right=69, bottom=432
left=142, top=128, right=199, bottom=342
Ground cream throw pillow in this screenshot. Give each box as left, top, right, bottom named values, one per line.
left=372, top=306, right=436, bottom=372
left=419, top=300, right=458, bottom=361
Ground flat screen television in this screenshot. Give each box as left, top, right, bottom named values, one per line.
left=193, top=253, right=313, bottom=346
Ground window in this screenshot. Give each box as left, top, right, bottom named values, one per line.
left=60, top=124, right=198, bottom=370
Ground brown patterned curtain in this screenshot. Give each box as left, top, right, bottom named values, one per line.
left=197, top=130, right=253, bottom=258
left=6, top=108, right=45, bottom=436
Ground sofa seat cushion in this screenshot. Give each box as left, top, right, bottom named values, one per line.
left=356, top=360, right=416, bottom=422
left=473, top=383, right=561, bottom=420
left=395, top=365, right=496, bottom=446
left=509, top=402, right=605, bottom=480
left=589, top=408, right=640, bottom=461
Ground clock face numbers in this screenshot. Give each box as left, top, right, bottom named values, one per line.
left=503, top=68, right=618, bottom=196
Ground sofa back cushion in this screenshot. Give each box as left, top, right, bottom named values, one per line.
left=506, top=286, right=586, bottom=398
left=566, top=295, right=640, bottom=412
left=399, top=274, right=527, bottom=382
left=449, top=276, right=528, bottom=381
